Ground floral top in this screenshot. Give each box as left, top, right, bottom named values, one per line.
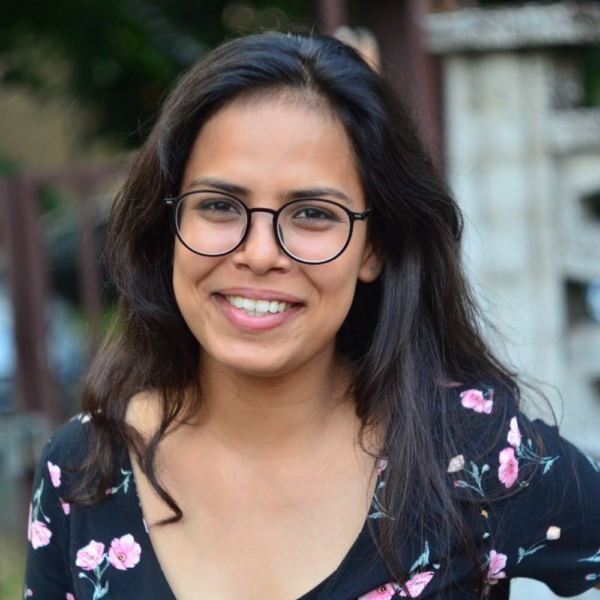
left=23, top=384, right=600, bottom=600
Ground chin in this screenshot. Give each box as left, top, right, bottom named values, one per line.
left=204, top=344, right=297, bottom=378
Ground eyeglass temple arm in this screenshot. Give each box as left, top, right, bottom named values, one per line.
left=353, top=207, right=372, bottom=220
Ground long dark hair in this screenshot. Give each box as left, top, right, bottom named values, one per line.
left=68, top=31, right=555, bottom=599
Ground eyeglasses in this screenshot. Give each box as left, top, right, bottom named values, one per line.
left=164, top=190, right=371, bottom=265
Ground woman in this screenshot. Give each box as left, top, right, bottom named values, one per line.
left=23, top=31, right=600, bottom=600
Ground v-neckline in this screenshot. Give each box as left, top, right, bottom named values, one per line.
left=122, top=448, right=388, bottom=600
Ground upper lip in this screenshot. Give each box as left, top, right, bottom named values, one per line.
left=216, top=288, right=304, bottom=304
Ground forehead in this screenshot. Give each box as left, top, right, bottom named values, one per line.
left=180, top=96, right=364, bottom=203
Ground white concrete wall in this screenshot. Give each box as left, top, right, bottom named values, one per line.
left=444, top=53, right=567, bottom=393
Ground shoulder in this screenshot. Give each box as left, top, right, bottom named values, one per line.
left=44, top=412, right=93, bottom=470
left=125, top=389, right=163, bottom=440
left=442, top=380, right=556, bottom=498
left=43, top=388, right=163, bottom=479
left=28, top=413, right=94, bottom=527
left=444, top=380, right=600, bottom=504
left=442, top=380, right=518, bottom=458
left=443, top=385, right=600, bottom=597
left=42, top=408, right=129, bottom=497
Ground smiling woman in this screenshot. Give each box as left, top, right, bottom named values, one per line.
left=171, top=98, right=377, bottom=376
left=22, top=32, right=600, bottom=600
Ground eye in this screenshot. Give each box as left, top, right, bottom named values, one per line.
left=291, top=206, right=338, bottom=221
left=180, top=193, right=244, bottom=224
left=196, top=199, right=241, bottom=214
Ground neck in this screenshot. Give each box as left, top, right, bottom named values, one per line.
left=191, top=347, right=357, bottom=462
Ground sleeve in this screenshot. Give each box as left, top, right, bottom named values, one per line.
left=23, top=434, right=75, bottom=599
left=483, top=410, right=600, bottom=597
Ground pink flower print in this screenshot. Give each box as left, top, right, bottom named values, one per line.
left=108, top=534, right=142, bottom=570
left=507, top=417, right=522, bottom=447
left=487, top=550, right=507, bottom=584
left=47, top=461, right=61, bottom=488
left=546, top=526, right=561, bottom=540
left=26, top=588, right=33, bottom=596
left=358, top=582, right=396, bottom=600
left=76, top=540, right=105, bottom=570
left=398, top=572, right=435, bottom=597
left=60, top=499, right=70, bottom=515
left=498, top=447, right=519, bottom=488
left=29, top=520, right=52, bottom=549
left=460, top=389, right=493, bottom=414
left=66, top=594, right=76, bottom=600
left=378, top=457, right=388, bottom=475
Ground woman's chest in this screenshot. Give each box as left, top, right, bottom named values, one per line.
left=128, top=441, right=380, bottom=600
left=143, top=495, right=370, bottom=600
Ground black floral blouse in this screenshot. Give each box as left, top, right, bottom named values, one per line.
left=23, top=384, right=600, bottom=599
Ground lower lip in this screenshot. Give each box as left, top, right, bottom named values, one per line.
left=213, top=294, right=304, bottom=332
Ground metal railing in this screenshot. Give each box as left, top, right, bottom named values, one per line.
left=0, top=164, right=129, bottom=424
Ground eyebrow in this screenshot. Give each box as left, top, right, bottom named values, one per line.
left=184, top=176, right=354, bottom=207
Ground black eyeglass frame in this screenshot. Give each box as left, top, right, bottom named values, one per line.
left=164, top=189, right=372, bottom=265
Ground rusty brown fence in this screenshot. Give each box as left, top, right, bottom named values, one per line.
left=0, top=164, right=130, bottom=424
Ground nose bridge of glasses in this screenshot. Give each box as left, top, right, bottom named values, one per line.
left=247, top=206, right=278, bottom=218
left=244, top=205, right=284, bottom=249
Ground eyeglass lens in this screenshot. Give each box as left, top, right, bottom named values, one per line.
left=176, top=191, right=352, bottom=263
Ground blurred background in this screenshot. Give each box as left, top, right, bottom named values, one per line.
left=0, top=0, right=599, bottom=598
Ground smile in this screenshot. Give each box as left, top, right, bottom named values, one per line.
left=213, top=293, right=303, bottom=332
left=225, top=295, right=292, bottom=317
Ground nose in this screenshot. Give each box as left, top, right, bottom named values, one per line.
left=230, top=210, right=292, bottom=274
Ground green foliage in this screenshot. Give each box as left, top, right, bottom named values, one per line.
left=1, top=1, right=317, bottom=148
left=0, top=157, right=20, bottom=176
left=38, top=185, right=71, bottom=215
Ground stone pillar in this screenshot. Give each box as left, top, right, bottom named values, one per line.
left=423, top=0, right=600, bottom=464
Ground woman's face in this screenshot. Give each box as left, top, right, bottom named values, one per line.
left=173, top=96, right=380, bottom=377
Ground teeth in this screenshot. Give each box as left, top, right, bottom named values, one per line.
left=255, top=300, right=270, bottom=313
left=242, top=298, right=256, bottom=311
left=224, top=295, right=292, bottom=316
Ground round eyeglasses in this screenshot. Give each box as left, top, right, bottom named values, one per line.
left=164, top=190, right=371, bottom=265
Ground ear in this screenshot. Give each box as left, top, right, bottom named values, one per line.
left=357, top=236, right=384, bottom=283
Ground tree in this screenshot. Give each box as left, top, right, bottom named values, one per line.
left=0, top=0, right=317, bottom=147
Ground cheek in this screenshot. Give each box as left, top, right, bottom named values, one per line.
left=311, top=255, right=362, bottom=321
left=173, top=247, right=193, bottom=298
left=172, top=246, right=212, bottom=321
